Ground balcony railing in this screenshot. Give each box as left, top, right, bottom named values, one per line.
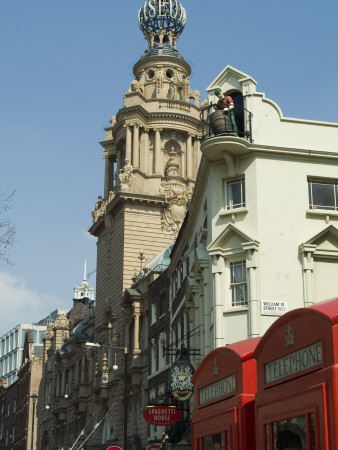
left=200, top=103, right=253, bottom=143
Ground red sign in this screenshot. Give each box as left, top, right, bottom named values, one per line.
left=106, top=447, right=122, bottom=450
left=147, top=445, right=161, bottom=450
left=143, top=406, right=181, bottom=426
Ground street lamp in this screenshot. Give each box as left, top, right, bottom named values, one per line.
left=85, top=341, right=128, bottom=450
left=30, top=392, right=38, bottom=450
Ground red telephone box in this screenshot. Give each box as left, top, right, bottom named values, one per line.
left=254, top=297, right=338, bottom=450
left=191, top=338, right=260, bottom=450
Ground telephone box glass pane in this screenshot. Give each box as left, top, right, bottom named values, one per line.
left=203, top=433, right=224, bottom=450
left=309, top=413, right=316, bottom=449
left=265, top=424, right=270, bottom=450
left=273, top=415, right=307, bottom=449
left=225, top=431, right=229, bottom=450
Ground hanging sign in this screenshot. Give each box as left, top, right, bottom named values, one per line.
left=143, top=406, right=181, bottom=425
left=168, top=359, right=194, bottom=401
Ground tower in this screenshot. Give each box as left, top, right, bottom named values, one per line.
left=89, top=0, right=201, bottom=347
left=88, top=0, right=202, bottom=446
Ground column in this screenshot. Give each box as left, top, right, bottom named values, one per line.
left=242, top=242, right=260, bottom=338
left=125, top=124, right=132, bottom=164
left=117, top=149, right=122, bottom=185
left=133, top=301, right=141, bottom=353
left=61, top=368, right=66, bottom=395
left=80, top=355, right=86, bottom=383
left=104, top=153, right=115, bottom=198
left=300, top=244, right=316, bottom=306
left=194, top=138, right=201, bottom=173
left=132, top=122, right=139, bottom=168
left=154, top=128, right=162, bottom=174
left=140, top=128, right=149, bottom=174
left=201, top=264, right=210, bottom=353
left=212, top=255, right=224, bottom=348
left=186, top=133, right=193, bottom=179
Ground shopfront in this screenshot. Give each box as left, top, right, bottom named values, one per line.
left=191, top=338, right=260, bottom=450
left=254, top=297, right=338, bottom=450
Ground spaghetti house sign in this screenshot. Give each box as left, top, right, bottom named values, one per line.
left=143, top=406, right=181, bottom=426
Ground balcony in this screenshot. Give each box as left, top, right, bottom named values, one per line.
left=200, top=104, right=253, bottom=161
left=200, top=103, right=253, bottom=143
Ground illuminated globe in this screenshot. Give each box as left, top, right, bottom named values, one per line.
left=138, top=0, right=186, bottom=41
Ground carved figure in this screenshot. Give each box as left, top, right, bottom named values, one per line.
left=214, top=88, right=238, bottom=135
left=118, top=160, right=133, bottom=190
left=92, top=195, right=107, bottom=222
left=158, top=27, right=164, bottom=44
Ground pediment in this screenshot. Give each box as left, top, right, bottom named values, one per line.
left=206, top=65, right=257, bottom=97
left=303, top=226, right=338, bottom=252
left=207, top=224, right=257, bottom=255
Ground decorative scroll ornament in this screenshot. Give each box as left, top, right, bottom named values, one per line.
left=169, top=358, right=194, bottom=401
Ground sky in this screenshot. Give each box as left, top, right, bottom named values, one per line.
left=0, top=0, right=337, bottom=337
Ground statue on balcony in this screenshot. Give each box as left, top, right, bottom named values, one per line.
left=214, top=88, right=238, bottom=136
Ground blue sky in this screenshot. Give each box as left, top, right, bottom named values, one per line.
left=0, top=0, right=337, bottom=336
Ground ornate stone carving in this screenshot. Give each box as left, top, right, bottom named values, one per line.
left=54, top=310, right=69, bottom=331
left=118, top=160, right=133, bottom=191
left=159, top=152, right=191, bottom=238
left=44, top=322, right=54, bottom=340
left=91, top=196, right=106, bottom=222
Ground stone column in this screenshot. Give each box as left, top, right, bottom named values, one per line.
left=154, top=128, right=162, bottom=174
left=186, top=133, right=193, bottom=179
left=104, top=153, right=114, bottom=198
left=116, top=150, right=122, bottom=186
left=132, top=122, right=140, bottom=168
left=300, top=244, right=316, bottom=306
left=212, top=255, right=224, bottom=348
left=133, top=301, right=141, bottom=353
left=201, top=264, right=210, bottom=353
left=125, top=125, right=132, bottom=164
left=80, top=355, right=86, bottom=383
left=194, top=137, right=201, bottom=173
left=140, top=128, right=149, bottom=174
left=61, top=368, right=66, bottom=395
left=242, top=242, right=260, bottom=338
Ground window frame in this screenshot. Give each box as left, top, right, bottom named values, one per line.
left=229, top=259, right=248, bottom=307
left=226, top=177, right=245, bottom=211
left=308, top=177, right=338, bottom=211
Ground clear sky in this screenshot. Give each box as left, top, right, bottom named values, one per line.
left=0, top=0, right=337, bottom=336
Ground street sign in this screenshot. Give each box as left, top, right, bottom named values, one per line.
left=143, top=406, right=181, bottom=425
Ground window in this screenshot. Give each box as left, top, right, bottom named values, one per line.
left=230, top=260, right=247, bottom=306
left=308, top=178, right=338, bottom=211
left=226, top=177, right=245, bottom=210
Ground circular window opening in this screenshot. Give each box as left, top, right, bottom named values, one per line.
left=148, top=69, right=155, bottom=80
left=166, top=70, right=174, bottom=79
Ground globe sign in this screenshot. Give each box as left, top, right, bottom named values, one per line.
left=106, top=447, right=122, bottom=450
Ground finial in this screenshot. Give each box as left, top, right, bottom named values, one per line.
left=138, top=0, right=186, bottom=47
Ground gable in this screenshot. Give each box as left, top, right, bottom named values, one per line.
left=303, top=225, right=338, bottom=257
left=206, top=65, right=257, bottom=97
left=207, top=224, right=258, bottom=256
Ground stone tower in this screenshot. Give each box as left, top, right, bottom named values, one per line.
left=90, top=0, right=201, bottom=340
left=88, top=0, right=202, bottom=446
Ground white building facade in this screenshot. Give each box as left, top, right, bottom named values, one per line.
left=168, top=66, right=338, bottom=363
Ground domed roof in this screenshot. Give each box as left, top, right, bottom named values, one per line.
left=140, top=43, right=185, bottom=61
